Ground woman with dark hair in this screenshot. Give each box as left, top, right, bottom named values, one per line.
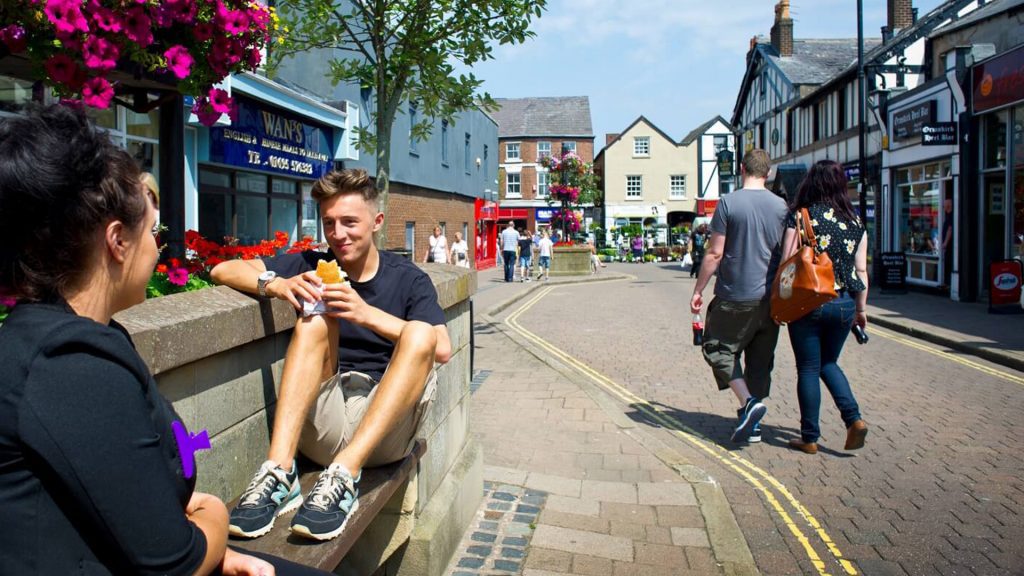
left=0, top=105, right=327, bottom=575
left=780, top=160, right=869, bottom=455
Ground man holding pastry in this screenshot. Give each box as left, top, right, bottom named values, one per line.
left=211, top=168, right=451, bottom=542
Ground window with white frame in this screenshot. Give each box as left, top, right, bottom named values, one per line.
left=633, top=136, right=650, bottom=157
left=537, top=141, right=551, bottom=159
left=626, top=175, right=642, bottom=199
left=506, top=142, right=520, bottom=161
left=537, top=172, right=549, bottom=198
left=562, top=141, right=576, bottom=154
left=669, top=175, right=686, bottom=198
left=506, top=173, right=521, bottom=198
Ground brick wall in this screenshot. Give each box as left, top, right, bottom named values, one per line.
left=497, top=137, right=596, bottom=201
left=384, top=181, right=477, bottom=263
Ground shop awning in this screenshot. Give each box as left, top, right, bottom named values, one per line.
left=498, top=208, right=530, bottom=219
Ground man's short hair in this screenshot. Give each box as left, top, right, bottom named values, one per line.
left=311, top=168, right=379, bottom=210
left=742, top=149, right=772, bottom=179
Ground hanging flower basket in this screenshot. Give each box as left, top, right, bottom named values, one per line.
left=0, top=0, right=274, bottom=125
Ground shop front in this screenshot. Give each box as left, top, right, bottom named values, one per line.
left=883, top=82, right=959, bottom=291
left=971, top=43, right=1024, bottom=295
left=475, top=198, right=498, bottom=270
left=190, top=73, right=356, bottom=247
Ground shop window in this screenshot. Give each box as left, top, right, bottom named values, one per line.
left=0, top=75, right=35, bottom=115
left=983, top=112, right=1007, bottom=170
left=895, top=160, right=951, bottom=285
left=198, top=167, right=302, bottom=246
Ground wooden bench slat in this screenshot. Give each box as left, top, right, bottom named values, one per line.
left=229, top=439, right=426, bottom=571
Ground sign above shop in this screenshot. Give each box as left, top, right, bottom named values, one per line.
left=697, top=199, right=719, bottom=217
left=922, top=122, right=957, bottom=146
left=892, top=100, right=935, bottom=140
left=717, top=149, right=734, bottom=179
left=536, top=208, right=556, bottom=223
left=209, top=96, right=333, bottom=179
left=973, top=44, right=1024, bottom=114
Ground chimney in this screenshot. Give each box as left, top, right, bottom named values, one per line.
left=770, top=0, right=793, bottom=57
left=888, top=0, right=913, bottom=33
left=606, top=133, right=620, bottom=146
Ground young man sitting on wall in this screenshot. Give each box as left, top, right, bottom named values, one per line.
left=211, top=168, right=451, bottom=541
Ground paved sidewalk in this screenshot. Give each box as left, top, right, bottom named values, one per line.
left=447, top=265, right=756, bottom=576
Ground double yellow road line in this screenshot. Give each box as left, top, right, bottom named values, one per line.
left=505, top=284, right=858, bottom=575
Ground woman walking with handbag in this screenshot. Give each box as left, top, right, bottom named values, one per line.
left=780, top=160, right=869, bottom=454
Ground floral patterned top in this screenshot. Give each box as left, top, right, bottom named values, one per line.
left=786, top=202, right=867, bottom=293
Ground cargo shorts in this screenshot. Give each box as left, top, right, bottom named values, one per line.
left=298, top=369, right=437, bottom=468
left=701, top=297, right=780, bottom=399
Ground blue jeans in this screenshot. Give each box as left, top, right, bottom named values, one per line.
left=503, top=251, right=516, bottom=281
left=786, top=293, right=861, bottom=443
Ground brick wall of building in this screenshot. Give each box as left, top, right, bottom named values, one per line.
left=498, top=137, right=595, bottom=202
left=384, top=181, right=477, bottom=263
left=888, top=0, right=913, bottom=31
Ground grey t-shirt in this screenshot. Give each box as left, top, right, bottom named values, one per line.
left=710, top=187, right=788, bottom=301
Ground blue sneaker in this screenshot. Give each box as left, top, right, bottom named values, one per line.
left=229, top=460, right=302, bottom=538
left=749, top=422, right=762, bottom=443
left=291, top=463, right=360, bottom=541
left=732, top=397, right=766, bottom=444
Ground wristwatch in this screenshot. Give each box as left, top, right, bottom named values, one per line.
left=257, top=270, right=277, bottom=297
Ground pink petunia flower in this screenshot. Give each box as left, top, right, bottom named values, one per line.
left=220, top=9, right=250, bottom=35
left=192, top=97, right=222, bottom=126
left=83, top=36, right=119, bottom=71
left=0, top=25, right=27, bottom=53
left=0, top=296, right=16, bottom=308
left=193, top=22, right=215, bottom=42
left=163, top=45, right=193, bottom=79
left=123, top=7, right=153, bottom=47
left=81, top=76, right=114, bottom=109
left=44, top=0, right=89, bottom=37
left=163, top=0, right=196, bottom=23
left=89, top=7, right=122, bottom=33
left=208, top=88, right=232, bottom=114
left=44, top=53, right=81, bottom=86
left=245, top=47, right=262, bottom=69
left=167, top=267, right=189, bottom=286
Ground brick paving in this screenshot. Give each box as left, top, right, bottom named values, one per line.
left=456, top=270, right=747, bottom=575
left=487, top=262, right=1024, bottom=575
left=445, top=481, right=547, bottom=575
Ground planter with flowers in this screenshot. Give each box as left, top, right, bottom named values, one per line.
left=0, top=0, right=274, bottom=123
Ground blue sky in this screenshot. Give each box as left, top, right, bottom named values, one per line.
left=466, top=0, right=945, bottom=152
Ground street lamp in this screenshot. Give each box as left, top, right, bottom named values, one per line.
left=560, top=144, right=570, bottom=242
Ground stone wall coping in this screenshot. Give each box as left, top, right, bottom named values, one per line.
left=113, top=264, right=476, bottom=375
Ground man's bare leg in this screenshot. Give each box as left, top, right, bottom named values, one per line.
left=267, top=314, right=338, bottom=471
left=332, top=320, right=436, bottom=475
left=728, top=377, right=753, bottom=405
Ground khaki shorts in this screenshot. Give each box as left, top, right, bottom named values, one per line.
left=298, top=369, right=437, bottom=468
left=701, top=297, right=780, bottom=399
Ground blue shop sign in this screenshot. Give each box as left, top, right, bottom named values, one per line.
left=209, top=96, right=333, bottom=179
left=536, top=207, right=556, bottom=222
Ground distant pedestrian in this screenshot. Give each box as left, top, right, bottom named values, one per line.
left=517, top=228, right=533, bottom=282
left=631, top=235, right=644, bottom=262
left=500, top=221, right=519, bottom=282
left=537, top=229, right=553, bottom=281
left=690, top=149, right=788, bottom=444
left=587, top=239, right=604, bottom=273
left=689, top=224, right=708, bottom=278
left=424, top=225, right=448, bottom=264
left=450, top=231, right=470, bottom=269
left=780, top=160, right=869, bottom=455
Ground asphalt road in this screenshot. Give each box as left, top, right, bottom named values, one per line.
left=502, top=262, right=1024, bottom=576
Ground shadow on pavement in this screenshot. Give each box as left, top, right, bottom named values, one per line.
left=625, top=400, right=855, bottom=458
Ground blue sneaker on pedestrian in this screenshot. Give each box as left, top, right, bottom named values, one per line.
left=291, top=463, right=360, bottom=541
left=229, top=460, right=302, bottom=538
left=732, top=397, right=766, bottom=444
left=749, top=422, right=762, bottom=443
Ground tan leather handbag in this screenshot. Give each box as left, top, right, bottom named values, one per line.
left=770, top=208, right=837, bottom=324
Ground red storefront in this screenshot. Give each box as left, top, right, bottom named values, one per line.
left=475, top=199, right=499, bottom=270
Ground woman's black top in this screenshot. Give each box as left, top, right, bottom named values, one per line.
left=787, top=202, right=867, bottom=293
left=0, top=302, right=206, bottom=575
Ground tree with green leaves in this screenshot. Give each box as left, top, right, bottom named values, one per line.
left=273, top=0, right=547, bottom=245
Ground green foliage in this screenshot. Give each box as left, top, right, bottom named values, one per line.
left=616, top=224, right=644, bottom=238
left=146, top=273, right=213, bottom=299
left=273, top=0, right=548, bottom=168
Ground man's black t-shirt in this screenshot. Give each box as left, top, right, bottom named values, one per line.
left=263, top=250, right=446, bottom=381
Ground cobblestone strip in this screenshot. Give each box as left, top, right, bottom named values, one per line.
left=445, top=481, right=548, bottom=576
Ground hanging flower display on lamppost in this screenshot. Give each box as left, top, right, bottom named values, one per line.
left=0, top=0, right=275, bottom=125
left=539, top=149, right=596, bottom=244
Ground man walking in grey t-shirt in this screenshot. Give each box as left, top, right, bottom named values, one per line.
left=690, top=149, right=788, bottom=444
